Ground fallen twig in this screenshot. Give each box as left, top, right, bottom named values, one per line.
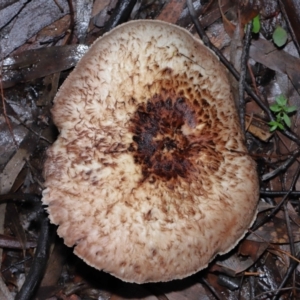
left=15, top=211, right=50, bottom=300
left=239, top=21, right=252, bottom=134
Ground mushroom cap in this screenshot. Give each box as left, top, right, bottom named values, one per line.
left=42, top=20, right=259, bottom=283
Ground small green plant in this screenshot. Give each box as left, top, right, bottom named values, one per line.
left=268, top=95, right=296, bottom=131
left=250, top=15, right=288, bottom=47
left=252, top=15, right=260, bottom=34
left=272, top=26, right=288, bottom=47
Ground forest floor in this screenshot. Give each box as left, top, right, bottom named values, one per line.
left=1, top=0, right=300, bottom=299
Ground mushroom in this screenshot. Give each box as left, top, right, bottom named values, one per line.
left=42, top=20, right=259, bottom=283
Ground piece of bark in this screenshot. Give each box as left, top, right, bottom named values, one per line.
left=245, top=115, right=273, bottom=141
left=0, top=0, right=69, bottom=57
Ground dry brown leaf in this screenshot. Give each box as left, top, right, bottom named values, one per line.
left=212, top=241, right=267, bottom=277
left=156, top=0, right=186, bottom=24
left=239, top=0, right=260, bottom=28
left=2, top=45, right=88, bottom=89
left=218, top=0, right=235, bottom=38
left=257, top=201, right=275, bottom=213
left=0, top=129, right=40, bottom=194
left=165, top=282, right=210, bottom=300
left=248, top=216, right=300, bottom=243
left=250, top=39, right=300, bottom=95
left=239, top=240, right=269, bottom=262
left=0, top=275, right=13, bottom=300
left=212, top=255, right=254, bottom=277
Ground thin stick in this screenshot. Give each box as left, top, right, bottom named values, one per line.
left=239, top=22, right=252, bottom=134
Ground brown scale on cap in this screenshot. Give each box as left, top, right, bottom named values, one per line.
left=130, top=95, right=195, bottom=181
left=129, top=93, right=220, bottom=183
left=42, top=20, right=259, bottom=283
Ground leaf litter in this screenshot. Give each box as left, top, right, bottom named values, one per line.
left=1, top=0, right=300, bottom=299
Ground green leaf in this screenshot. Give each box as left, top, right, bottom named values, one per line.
left=252, top=15, right=260, bottom=34
left=283, top=113, right=291, bottom=127
left=268, top=121, right=279, bottom=131
left=273, top=26, right=288, bottom=47
left=277, top=122, right=284, bottom=130
left=278, top=111, right=285, bottom=119
left=268, top=94, right=296, bottom=131
left=284, top=105, right=297, bottom=113
left=269, top=120, right=277, bottom=125
left=269, top=120, right=284, bottom=131
left=270, top=104, right=282, bottom=112
left=275, top=94, right=287, bottom=106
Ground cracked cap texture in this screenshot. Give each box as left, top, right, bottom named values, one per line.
left=42, top=20, right=259, bottom=283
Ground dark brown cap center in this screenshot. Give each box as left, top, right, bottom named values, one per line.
left=128, top=94, right=198, bottom=182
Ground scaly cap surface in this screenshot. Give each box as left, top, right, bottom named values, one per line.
left=42, top=20, right=259, bottom=283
